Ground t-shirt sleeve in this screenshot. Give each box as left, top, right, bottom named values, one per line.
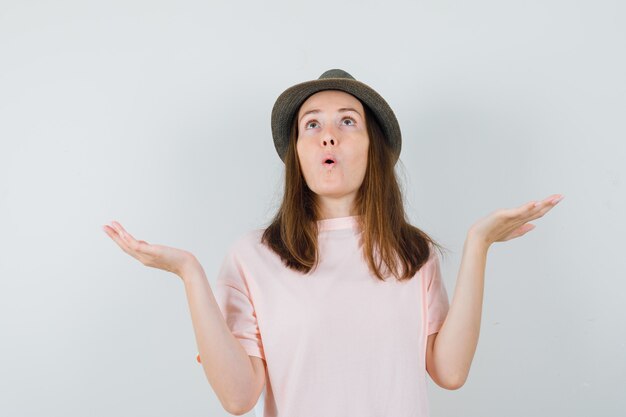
left=196, top=240, right=265, bottom=364
left=424, top=248, right=450, bottom=335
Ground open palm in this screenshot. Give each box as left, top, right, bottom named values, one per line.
left=469, top=194, right=564, bottom=246
left=103, top=221, right=195, bottom=277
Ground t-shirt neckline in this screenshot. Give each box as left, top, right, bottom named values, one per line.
left=316, top=215, right=360, bottom=231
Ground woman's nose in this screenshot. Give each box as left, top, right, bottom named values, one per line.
left=320, top=125, right=339, bottom=147
left=320, top=136, right=336, bottom=147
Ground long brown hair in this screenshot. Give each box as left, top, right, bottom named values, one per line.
left=261, top=96, right=447, bottom=281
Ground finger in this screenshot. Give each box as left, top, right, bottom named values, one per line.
left=106, top=222, right=136, bottom=254
left=532, top=194, right=563, bottom=209
left=515, top=195, right=562, bottom=220
left=110, top=221, right=139, bottom=246
left=501, top=201, right=548, bottom=231
left=104, top=223, right=125, bottom=243
left=516, top=224, right=536, bottom=239
left=108, top=222, right=127, bottom=242
left=505, top=201, right=540, bottom=221
left=527, top=195, right=564, bottom=219
left=125, top=234, right=152, bottom=254
left=503, top=223, right=536, bottom=242
left=496, top=196, right=561, bottom=236
left=111, top=221, right=132, bottom=239
left=119, top=229, right=144, bottom=252
left=106, top=222, right=155, bottom=263
left=116, top=226, right=152, bottom=255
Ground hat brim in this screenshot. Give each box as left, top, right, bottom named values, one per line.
left=271, top=77, right=401, bottom=164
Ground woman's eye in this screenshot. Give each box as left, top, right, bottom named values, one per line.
left=305, top=121, right=319, bottom=129
left=342, top=117, right=356, bottom=126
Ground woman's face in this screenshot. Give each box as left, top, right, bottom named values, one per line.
left=296, top=90, right=369, bottom=214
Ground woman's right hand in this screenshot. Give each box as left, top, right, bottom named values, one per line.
left=103, top=220, right=196, bottom=278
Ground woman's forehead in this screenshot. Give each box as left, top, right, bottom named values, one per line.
left=298, top=90, right=363, bottom=115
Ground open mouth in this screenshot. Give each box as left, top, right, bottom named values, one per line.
left=322, top=154, right=336, bottom=166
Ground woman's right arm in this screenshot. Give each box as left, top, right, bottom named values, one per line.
left=180, top=258, right=265, bottom=415
left=102, top=221, right=264, bottom=415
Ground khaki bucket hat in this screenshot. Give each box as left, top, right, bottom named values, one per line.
left=270, top=69, right=402, bottom=164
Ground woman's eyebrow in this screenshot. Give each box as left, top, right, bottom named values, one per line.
left=299, top=107, right=362, bottom=123
left=338, top=107, right=362, bottom=118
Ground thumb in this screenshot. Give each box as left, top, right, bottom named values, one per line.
left=523, top=224, right=536, bottom=233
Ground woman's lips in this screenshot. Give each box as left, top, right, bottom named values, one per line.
left=321, top=153, right=337, bottom=165
left=321, top=153, right=337, bottom=169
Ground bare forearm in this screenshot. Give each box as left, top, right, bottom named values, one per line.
left=433, top=234, right=489, bottom=387
left=180, top=258, right=256, bottom=413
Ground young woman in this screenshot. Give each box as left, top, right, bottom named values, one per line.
left=103, top=69, right=563, bottom=417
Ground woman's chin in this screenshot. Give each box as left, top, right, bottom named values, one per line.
left=311, top=185, right=355, bottom=198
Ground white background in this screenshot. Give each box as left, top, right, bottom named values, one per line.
left=1, top=0, right=624, bottom=416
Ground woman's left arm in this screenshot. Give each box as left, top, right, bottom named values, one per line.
left=426, top=193, right=564, bottom=390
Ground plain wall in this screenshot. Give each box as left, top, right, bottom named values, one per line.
left=1, top=0, right=624, bottom=416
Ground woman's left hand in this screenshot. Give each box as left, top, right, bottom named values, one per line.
left=468, top=194, right=564, bottom=248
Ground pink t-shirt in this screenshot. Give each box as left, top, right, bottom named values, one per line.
left=199, top=215, right=450, bottom=417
